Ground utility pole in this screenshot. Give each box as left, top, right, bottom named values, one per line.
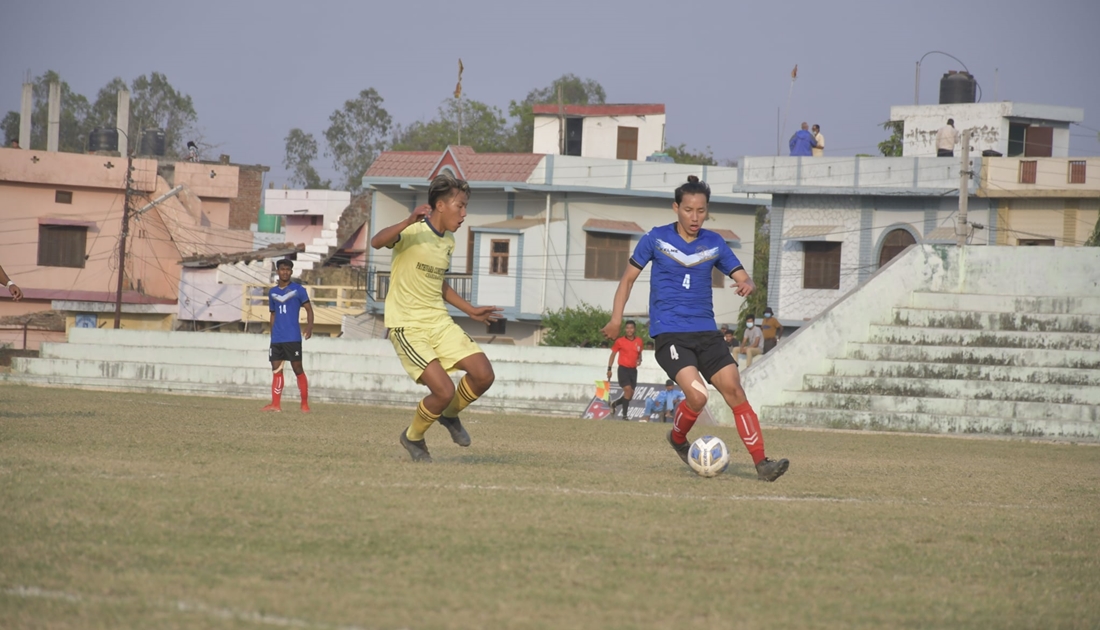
left=557, top=85, right=565, bottom=155
left=113, top=154, right=133, bottom=328
left=956, top=129, right=971, bottom=247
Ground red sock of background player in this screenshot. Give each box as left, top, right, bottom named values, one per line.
left=271, top=372, right=284, bottom=407
left=670, top=401, right=700, bottom=445
left=733, top=401, right=766, bottom=464
left=297, top=373, right=309, bottom=405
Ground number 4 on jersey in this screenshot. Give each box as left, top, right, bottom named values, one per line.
left=682, top=274, right=690, bottom=290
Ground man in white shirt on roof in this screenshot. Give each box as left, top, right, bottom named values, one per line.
left=936, top=119, right=958, bottom=157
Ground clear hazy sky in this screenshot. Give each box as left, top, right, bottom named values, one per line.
left=3, top=0, right=1098, bottom=187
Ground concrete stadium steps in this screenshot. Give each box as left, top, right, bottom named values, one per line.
left=866, top=325, right=1100, bottom=352
left=827, top=359, right=1100, bottom=386
left=762, top=288, right=1100, bottom=440
left=761, top=406, right=1097, bottom=439
left=909, top=292, right=1100, bottom=315
left=891, top=308, right=1100, bottom=333
left=771, top=391, right=1099, bottom=424
left=845, top=343, right=1100, bottom=369
left=801, top=374, right=1100, bottom=405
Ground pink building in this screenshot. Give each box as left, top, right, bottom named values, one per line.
left=0, top=147, right=247, bottom=347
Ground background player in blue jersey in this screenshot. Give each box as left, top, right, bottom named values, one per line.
left=601, top=176, right=789, bottom=481
left=263, top=259, right=315, bottom=413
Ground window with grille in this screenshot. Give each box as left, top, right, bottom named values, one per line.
left=584, top=232, right=630, bottom=280
left=55, top=190, right=73, bottom=204
left=1019, top=160, right=1037, bottom=184
left=802, top=242, right=841, bottom=290
left=1068, top=161, right=1086, bottom=185
left=490, top=240, right=509, bottom=275
left=38, top=225, right=87, bottom=268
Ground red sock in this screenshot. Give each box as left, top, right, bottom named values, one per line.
left=271, top=372, right=284, bottom=406
left=733, top=401, right=766, bottom=464
left=671, top=401, right=701, bottom=445
left=297, top=373, right=309, bottom=404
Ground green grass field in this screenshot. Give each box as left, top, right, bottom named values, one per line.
left=1, top=383, right=1097, bottom=629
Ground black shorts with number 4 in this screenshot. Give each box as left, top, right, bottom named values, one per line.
left=653, top=331, right=737, bottom=384
left=269, top=342, right=303, bottom=362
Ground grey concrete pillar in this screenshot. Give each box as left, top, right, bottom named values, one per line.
left=117, top=90, right=130, bottom=156
left=46, top=81, right=60, bottom=152
left=18, top=83, right=32, bottom=149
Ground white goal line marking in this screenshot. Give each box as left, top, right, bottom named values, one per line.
left=353, top=480, right=1050, bottom=510
left=2, top=586, right=383, bottom=630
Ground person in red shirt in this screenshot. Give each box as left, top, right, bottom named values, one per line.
left=606, top=320, right=644, bottom=420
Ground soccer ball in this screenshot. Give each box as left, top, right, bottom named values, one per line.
left=688, top=435, right=730, bottom=478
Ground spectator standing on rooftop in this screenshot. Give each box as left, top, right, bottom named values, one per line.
left=789, top=122, right=817, bottom=157
left=811, top=124, right=825, bottom=157
left=936, top=119, right=958, bottom=157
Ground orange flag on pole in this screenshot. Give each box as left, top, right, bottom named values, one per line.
left=594, top=380, right=611, bottom=403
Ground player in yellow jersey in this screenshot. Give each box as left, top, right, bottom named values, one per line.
left=370, top=173, right=502, bottom=462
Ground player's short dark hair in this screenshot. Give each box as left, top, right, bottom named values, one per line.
left=624, top=320, right=636, bottom=327
left=428, top=172, right=471, bottom=210
left=674, top=175, right=710, bottom=204
left=947, top=118, right=955, bottom=126
left=665, top=379, right=675, bottom=386
left=276, top=259, right=294, bottom=269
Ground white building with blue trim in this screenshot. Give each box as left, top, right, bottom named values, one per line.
left=361, top=146, right=767, bottom=345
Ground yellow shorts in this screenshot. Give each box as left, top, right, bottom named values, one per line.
left=389, top=322, right=483, bottom=383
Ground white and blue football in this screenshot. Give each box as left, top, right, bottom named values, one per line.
left=688, top=435, right=731, bottom=478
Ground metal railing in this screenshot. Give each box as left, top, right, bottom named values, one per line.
left=372, top=272, right=473, bottom=302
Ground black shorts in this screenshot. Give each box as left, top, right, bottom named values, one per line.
left=617, top=366, right=638, bottom=388
left=269, top=342, right=303, bottom=362
left=653, top=331, right=737, bottom=384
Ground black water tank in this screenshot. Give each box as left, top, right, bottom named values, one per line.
left=139, top=128, right=166, bottom=156
left=88, top=128, right=119, bottom=152
left=939, top=71, right=977, bottom=104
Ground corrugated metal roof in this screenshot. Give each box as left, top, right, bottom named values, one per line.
left=366, top=148, right=544, bottom=183
left=924, top=227, right=956, bottom=241
left=710, top=228, right=741, bottom=242
left=582, top=218, right=645, bottom=234
left=783, top=225, right=840, bottom=241
left=364, top=152, right=439, bottom=178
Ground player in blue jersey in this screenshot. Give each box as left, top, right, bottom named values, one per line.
left=263, top=259, right=315, bottom=413
left=601, top=176, right=789, bottom=481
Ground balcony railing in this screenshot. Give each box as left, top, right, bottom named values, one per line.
left=372, top=272, right=473, bottom=302
left=241, top=284, right=367, bottom=325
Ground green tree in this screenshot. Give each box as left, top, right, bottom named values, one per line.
left=128, top=72, right=198, bottom=158
left=541, top=303, right=651, bottom=348
left=1086, top=215, right=1100, bottom=246
left=664, top=143, right=717, bottom=166
left=324, top=88, right=393, bottom=191
left=735, top=206, right=771, bottom=338
left=0, top=70, right=92, bottom=152
left=85, top=76, right=130, bottom=133
left=392, top=98, right=510, bottom=152
left=505, top=74, right=606, bottom=152
left=283, top=128, right=330, bottom=189
left=878, top=121, right=904, bottom=157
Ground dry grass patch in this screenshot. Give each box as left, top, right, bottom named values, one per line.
left=0, top=383, right=1097, bottom=629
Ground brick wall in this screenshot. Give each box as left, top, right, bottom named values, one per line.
left=228, top=164, right=270, bottom=230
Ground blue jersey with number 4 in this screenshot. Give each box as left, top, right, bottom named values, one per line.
left=629, top=223, right=743, bottom=337
left=269, top=282, right=309, bottom=343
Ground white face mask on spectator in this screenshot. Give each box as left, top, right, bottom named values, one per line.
left=746, top=322, right=754, bottom=328
left=764, top=312, right=772, bottom=318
